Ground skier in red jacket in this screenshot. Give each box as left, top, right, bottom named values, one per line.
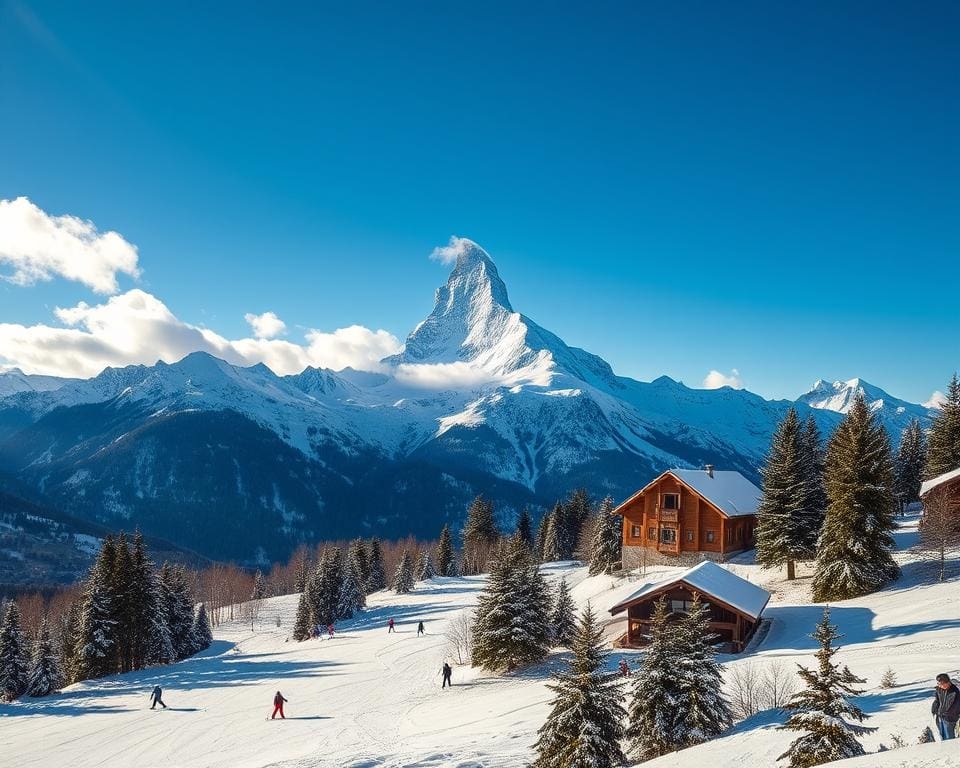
left=271, top=691, right=288, bottom=719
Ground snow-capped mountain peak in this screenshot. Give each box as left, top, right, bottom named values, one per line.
left=797, top=376, right=933, bottom=438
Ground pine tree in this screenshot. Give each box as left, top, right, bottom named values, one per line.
left=252, top=569, right=266, bottom=601
left=550, top=578, right=577, bottom=648
left=293, top=591, right=313, bottom=641
left=58, top=601, right=82, bottom=685
left=801, top=415, right=828, bottom=538
left=535, top=511, right=551, bottom=562
left=0, top=601, right=28, bottom=701
left=294, top=550, right=310, bottom=594
left=757, top=409, right=819, bottom=580
left=927, top=373, right=960, bottom=478
left=110, top=533, right=135, bottom=673
left=311, top=548, right=344, bottom=625
left=542, top=504, right=562, bottom=562
left=130, top=531, right=162, bottom=670
left=415, top=550, right=436, bottom=581
left=348, top=539, right=370, bottom=587
left=338, top=553, right=366, bottom=619
left=813, top=394, right=900, bottom=601
left=532, top=603, right=627, bottom=768
left=471, top=539, right=552, bottom=672
left=627, top=598, right=685, bottom=760
left=75, top=538, right=118, bottom=681
left=190, top=603, right=212, bottom=653
left=146, top=568, right=174, bottom=666
left=674, top=594, right=731, bottom=746
left=564, top=489, right=593, bottom=558
left=589, top=497, right=622, bottom=576
left=393, top=551, right=415, bottom=594
left=516, top=508, right=534, bottom=552
left=463, top=495, right=499, bottom=574
left=367, top=538, right=387, bottom=593
left=26, top=618, right=62, bottom=697
left=895, top=419, right=926, bottom=512
left=435, top=524, right=455, bottom=577
left=778, top=607, right=873, bottom=767
left=161, top=564, right=196, bottom=661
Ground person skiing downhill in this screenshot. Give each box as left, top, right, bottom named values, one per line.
left=441, top=662, right=452, bottom=688
left=271, top=690, right=288, bottom=719
left=149, top=685, right=167, bottom=709
left=932, top=673, right=960, bottom=740
left=387, top=618, right=395, bottom=633
left=417, top=621, right=425, bottom=636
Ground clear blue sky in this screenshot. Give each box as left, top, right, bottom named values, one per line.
left=1, top=0, right=957, bottom=401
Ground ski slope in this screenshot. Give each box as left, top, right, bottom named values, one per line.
left=3, top=516, right=958, bottom=767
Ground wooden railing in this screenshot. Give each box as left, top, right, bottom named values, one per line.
left=659, top=509, right=678, bottom=522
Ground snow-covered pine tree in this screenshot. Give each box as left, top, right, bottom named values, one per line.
left=542, top=504, right=563, bottom=563
left=0, top=601, right=28, bottom=701
left=471, top=539, right=551, bottom=672
left=589, top=497, right=622, bottom=576
left=367, top=538, right=387, bottom=593
left=532, top=603, right=627, bottom=768
left=129, top=531, right=162, bottom=670
left=161, top=564, right=196, bottom=661
left=801, top=414, right=828, bottom=538
left=75, top=538, right=118, bottom=681
left=813, top=394, right=900, bottom=601
left=110, top=533, right=135, bottom=673
left=293, top=591, right=313, bottom=641
left=294, top=549, right=310, bottom=594
left=674, top=594, right=731, bottom=746
left=146, top=567, right=174, bottom=666
left=627, top=597, right=685, bottom=760
left=895, top=419, right=926, bottom=512
left=927, top=373, right=960, bottom=478
left=252, top=569, right=266, bottom=601
left=190, top=603, right=213, bottom=653
left=516, top=508, right=534, bottom=552
left=534, top=511, right=551, bottom=562
left=435, top=524, right=455, bottom=576
left=348, top=539, right=370, bottom=587
left=393, top=551, right=415, bottom=594
left=312, top=548, right=344, bottom=625
left=550, top=577, right=577, bottom=648
left=58, top=601, right=82, bottom=685
left=563, top=489, right=593, bottom=559
left=338, top=553, right=366, bottom=619
left=778, top=607, right=874, bottom=767
left=416, top=550, right=436, bottom=581
left=463, top=495, right=499, bottom=574
left=756, top=409, right=816, bottom=580
left=26, top=617, right=62, bottom=697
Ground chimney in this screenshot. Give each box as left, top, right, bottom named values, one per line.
left=705, top=464, right=714, bottom=478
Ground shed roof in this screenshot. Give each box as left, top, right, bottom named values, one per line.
left=920, top=466, right=960, bottom=498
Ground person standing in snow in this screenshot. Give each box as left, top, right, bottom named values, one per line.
left=271, top=690, right=288, bottom=719
left=149, top=685, right=167, bottom=709
left=932, top=674, right=960, bottom=740
left=441, top=662, right=452, bottom=688
left=327, top=623, right=335, bottom=638
left=417, top=621, right=425, bottom=636
left=618, top=658, right=631, bottom=677
left=387, top=618, right=395, bottom=633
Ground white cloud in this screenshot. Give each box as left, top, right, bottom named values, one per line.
left=0, top=197, right=140, bottom=294
left=0, top=289, right=402, bottom=378
left=244, top=311, right=287, bottom=339
left=430, top=235, right=483, bottom=266
left=924, top=390, right=947, bottom=410
left=702, top=368, right=744, bottom=390
left=394, top=361, right=505, bottom=390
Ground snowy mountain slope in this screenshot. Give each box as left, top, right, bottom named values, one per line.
left=0, top=368, right=74, bottom=397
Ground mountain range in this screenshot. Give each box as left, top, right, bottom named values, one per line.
left=0, top=240, right=937, bottom=567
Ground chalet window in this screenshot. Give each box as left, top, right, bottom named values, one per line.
left=705, top=530, right=715, bottom=543
left=685, top=529, right=694, bottom=542
left=661, top=493, right=679, bottom=510
left=660, top=528, right=677, bottom=544
left=647, top=527, right=656, bottom=540
left=670, top=599, right=709, bottom=614
left=630, top=524, right=642, bottom=538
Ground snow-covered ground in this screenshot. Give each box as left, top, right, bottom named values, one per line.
left=2, top=516, right=957, bottom=767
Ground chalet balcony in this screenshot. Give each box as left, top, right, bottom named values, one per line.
left=658, top=509, right=678, bottom=523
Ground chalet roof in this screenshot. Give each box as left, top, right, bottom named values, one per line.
left=609, top=560, right=770, bottom=620
left=920, top=467, right=960, bottom=498
left=615, top=468, right=761, bottom=518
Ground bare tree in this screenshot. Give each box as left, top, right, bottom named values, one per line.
left=727, top=661, right=796, bottom=721
left=445, top=609, right=474, bottom=666
left=919, top=487, right=960, bottom=581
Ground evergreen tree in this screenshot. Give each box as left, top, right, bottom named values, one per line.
left=190, top=603, right=212, bottom=653
left=674, top=594, right=731, bottom=746
left=146, top=569, right=174, bottom=666
left=130, top=531, right=162, bottom=670
left=627, top=598, right=685, bottom=760
left=778, top=607, right=873, bottom=767
left=293, top=591, right=313, bottom=641
left=550, top=577, right=577, bottom=648
left=58, top=601, right=82, bottom=685
left=367, top=538, right=387, bottom=593
left=589, top=497, right=622, bottom=576
left=294, top=549, right=310, bottom=594
left=801, top=415, right=828, bottom=537
left=927, top=373, right=960, bottom=478
left=563, top=489, right=593, bottom=558
left=110, top=533, right=135, bottom=673
left=26, top=618, right=62, bottom=697
left=348, top=539, right=370, bottom=587
left=435, top=524, right=455, bottom=577
left=75, top=538, right=118, bottom=681
left=161, top=564, right=196, bottom=661
left=757, top=409, right=819, bottom=580
left=471, top=539, right=552, bottom=671
left=532, top=603, right=627, bottom=768
left=895, top=419, right=926, bottom=511
left=415, top=550, right=436, bottom=581
left=463, top=495, right=499, bottom=574
left=393, top=550, right=415, bottom=594
left=542, top=504, right=562, bottom=562
left=516, top=508, right=534, bottom=552
left=534, top=511, right=551, bottom=562
left=813, top=394, right=900, bottom=601
left=251, top=569, right=266, bottom=601
left=312, top=548, right=345, bottom=625
left=0, top=601, right=28, bottom=701
left=338, top=553, right=366, bottom=619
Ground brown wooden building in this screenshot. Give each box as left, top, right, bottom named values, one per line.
left=920, top=466, right=960, bottom=509
left=609, top=560, right=770, bottom=652
left=614, top=466, right=761, bottom=567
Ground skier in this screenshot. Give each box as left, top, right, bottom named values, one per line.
left=388, top=618, right=395, bottom=633
left=417, top=620, right=425, bottom=636
left=327, top=623, right=335, bottom=638
left=149, top=685, right=167, bottom=709
left=932, top=673, right=960, bottom=740
left=441, top=662, right=453, bottom=688
left=271, top=690, right=288, bottom=719
left=314, top=624, right=322, bottom=639
left=618, top=658, right=631, bottom=677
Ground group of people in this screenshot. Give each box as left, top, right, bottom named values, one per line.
left=385, top=618, right=426, bottom=636
left=311, top=623, right=336, bottom=639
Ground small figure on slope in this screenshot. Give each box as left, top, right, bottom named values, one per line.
left=417, top=621, right=425, bottom=636
left=618, top=658, right=631, bottom=677
left=150, top=685, right=167, bottom=710
left=387, top=618, right=395, bottom=633
left=932, top=673, right=960, bottom=741
left=442, top=662, right=453, bottom=689
left=327, top=623, right=335, bottom=639
left=272, top=690, right=288, bottom=719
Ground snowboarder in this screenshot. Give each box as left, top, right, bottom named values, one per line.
left=442, top=662, right=452, bottom=688
left=149, top=685, right=167, bottom=709
left=618, top=658, right=631, bottom=677
left=417, top=621, right=425, bottom=636
left=271, top=690, right=288, bottom=719
left=388, top=618, right=395, bottom=633
left=932, top=673, right=960, bottom=740
left=327, top=623, right=335, bottom=638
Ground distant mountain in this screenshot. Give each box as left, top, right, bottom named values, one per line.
left=0, top=240, right=932, bottom=566
left=0, top=368, right=75, bottom=397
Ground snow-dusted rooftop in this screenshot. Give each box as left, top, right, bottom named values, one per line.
left=667, top=468, right=761, bottom=518
left=609, top=560, right=770, bottom=620
left=920, top=466, right=960, bottom=497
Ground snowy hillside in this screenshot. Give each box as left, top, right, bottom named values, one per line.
left=5, top=515, right=959, bottom=767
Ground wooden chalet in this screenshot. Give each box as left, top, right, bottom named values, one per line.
left=614, top=466, right=761, bottom=566
left=920, top=466, right=960, bottom=507
left=609, top=560, right=770, bottom=652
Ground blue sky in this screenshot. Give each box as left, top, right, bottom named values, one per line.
left=0, top=0, right=957, bottom=402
